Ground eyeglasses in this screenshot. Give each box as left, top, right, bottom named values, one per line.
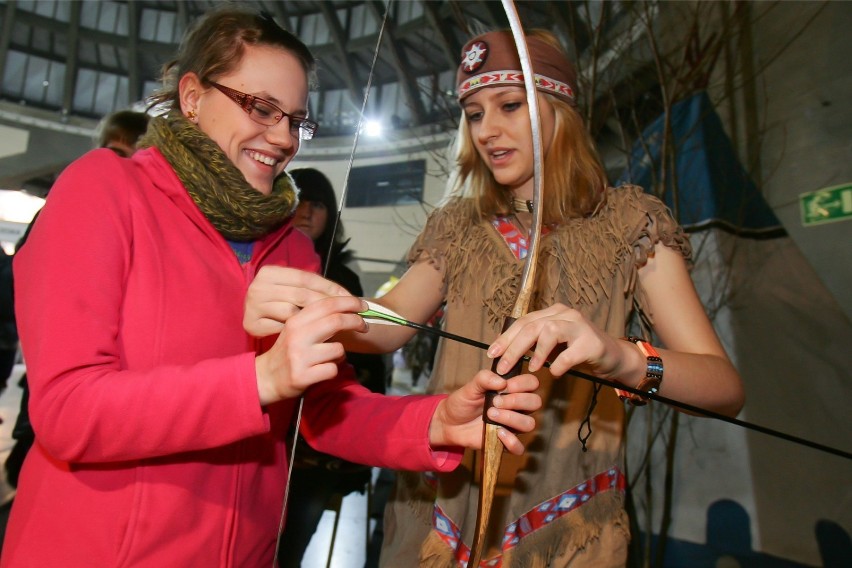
left=208, top=81, right=319, bottom=141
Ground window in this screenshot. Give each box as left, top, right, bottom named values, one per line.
left=345, top=160, right=425, bottom=207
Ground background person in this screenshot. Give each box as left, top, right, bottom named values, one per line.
left=279, top=167, right=387, bottom=567
left=94, top=109, right=150, bottom=157
left=290, top=167, right=386, bottom=394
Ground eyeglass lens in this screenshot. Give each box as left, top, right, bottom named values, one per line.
left=248, top=99, right=315, bottom=140
left=210, top=82, right=317, bottom=141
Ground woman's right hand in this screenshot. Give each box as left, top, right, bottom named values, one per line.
left=244, top=266, right=351, bottom=337
left=487, top=303, right=639, bottom=383
left=255, top=295, right=368, bottom=405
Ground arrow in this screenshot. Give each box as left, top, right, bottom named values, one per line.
left=358, top=302, right=852, bottom=461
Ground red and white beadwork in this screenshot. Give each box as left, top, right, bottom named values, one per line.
left=429, top=468, right=626, bottom=567
left=458, top=70, right=575, bottom=102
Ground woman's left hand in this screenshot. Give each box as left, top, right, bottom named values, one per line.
left=428, top=371, right=540, bottom=455
left=485, top=248, right=745, bottom=418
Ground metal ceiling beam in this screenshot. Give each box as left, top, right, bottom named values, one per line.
left=1, top=0, right=600, bottom=137
left=367, top=1, right=426, bottom=125
left=317, top=0, right=362, bottom=104
left=12, top=9, right=175, bottom=60
left=476, top=0, right=504, bottom=29
left=0, top=0, right=17, bottom=86
left=267, top=1, right=290, bottom=27
left=61, top=1, right=81, bottom=113
left=175, top=0, right=188, bottom=31
left=422, top=0, right=459, bottom=70
left=127, top=0, right=142, bottom=105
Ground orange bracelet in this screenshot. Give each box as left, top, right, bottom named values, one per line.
left=615, top=336, right=663, bottom=406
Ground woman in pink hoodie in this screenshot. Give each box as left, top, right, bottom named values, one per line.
left=3, top=7, right=540, bottom=567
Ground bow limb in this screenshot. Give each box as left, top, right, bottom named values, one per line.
left=468, top=2, right=546, bottom=566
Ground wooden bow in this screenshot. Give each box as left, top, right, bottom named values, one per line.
left=467, top=2, right=546, bottom=565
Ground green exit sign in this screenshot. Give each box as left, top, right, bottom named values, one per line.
left=800, top=183, right=852, bottom=226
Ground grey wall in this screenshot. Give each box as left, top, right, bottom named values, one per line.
left=753, top=1, right=852, bottom=322
left=0, top=103, right=96, bottom=194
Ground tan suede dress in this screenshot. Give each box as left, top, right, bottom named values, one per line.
left=379, top=186, right=691, bottom=568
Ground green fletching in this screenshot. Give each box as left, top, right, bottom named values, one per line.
left=359, top=309, right=407, bottom=326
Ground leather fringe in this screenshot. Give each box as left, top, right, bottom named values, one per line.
left=408, top=187, right=691, bottom=332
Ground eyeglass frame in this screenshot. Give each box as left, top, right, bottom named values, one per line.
left=207, top=81, right=319, bottom=141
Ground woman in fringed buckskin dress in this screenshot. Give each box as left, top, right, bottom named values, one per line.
left=244, top=29, right=745, bottom=568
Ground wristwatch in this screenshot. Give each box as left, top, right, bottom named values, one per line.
left=616, top=336, right=663, bottom=406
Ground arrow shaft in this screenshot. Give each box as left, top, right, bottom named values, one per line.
left=359, top=309, right=852, bottom=461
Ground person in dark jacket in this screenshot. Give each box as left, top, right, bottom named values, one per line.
left=0, top=248, right=16, bottom=395
left=279, top=167, right=387, bottom=567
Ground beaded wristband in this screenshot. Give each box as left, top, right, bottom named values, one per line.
left=615, top=336, right=663, bottom=406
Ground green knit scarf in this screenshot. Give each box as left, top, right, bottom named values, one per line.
left=138, top=112, right=297, bottom=241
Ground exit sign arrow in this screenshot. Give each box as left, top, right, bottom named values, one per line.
left=800, top=183, right=852, bottom=226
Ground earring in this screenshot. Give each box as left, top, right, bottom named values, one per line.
left=186, top=109, right=197, bottom=122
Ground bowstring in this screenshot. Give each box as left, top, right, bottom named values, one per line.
left=273, top=3, right=392, bottom=566
left=323, top=6, right=391, bottom=266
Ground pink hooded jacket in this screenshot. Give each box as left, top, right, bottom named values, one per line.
left=3, top=148, right=460, bottom=567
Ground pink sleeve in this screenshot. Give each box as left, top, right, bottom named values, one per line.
left=300, top=373, right=463, bottom=472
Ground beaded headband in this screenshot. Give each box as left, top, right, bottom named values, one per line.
left=456, top=31, right=578, bottom=106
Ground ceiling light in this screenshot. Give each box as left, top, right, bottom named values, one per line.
left=363, top=120, right=383, bottom=137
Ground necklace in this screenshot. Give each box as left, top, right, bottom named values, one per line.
left=512, top=197, right=534, bottom=213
